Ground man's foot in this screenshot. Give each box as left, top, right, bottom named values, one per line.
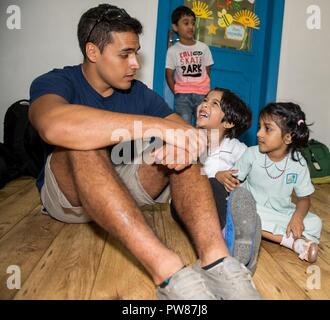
left=156, top=267, right=216, bottom=300
left=227, top=187, right=260, bottom=267
left=193, top=257, right=262, bottom=300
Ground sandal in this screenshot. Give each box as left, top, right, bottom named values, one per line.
left=293, top=238, right=318, bottom=263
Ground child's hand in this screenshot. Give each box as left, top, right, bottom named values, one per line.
left=286, top=214, right=305, bottom=239
left=215, top=170, right=240, bottom=192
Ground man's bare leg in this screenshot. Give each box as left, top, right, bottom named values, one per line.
left=170, top=165, right=229, bottom=266
left=50, top=148, right=183, bottom=285
left=138, top=163, right=229, bottom=267
left=137, top=163, right=261, bottom=300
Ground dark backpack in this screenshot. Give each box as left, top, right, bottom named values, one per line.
left=300, top=139, right=330, bottom=181
left=3, top=99, right=45, bottom=178
left=0, top=142, right=21, bottom=188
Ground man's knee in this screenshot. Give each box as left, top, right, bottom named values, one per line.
left=173, top=163, right=204, bottom=178
left=50, top=148, right=112, bottom=206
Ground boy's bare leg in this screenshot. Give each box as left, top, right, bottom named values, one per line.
left=50, top=148, right=183, bottom=285
left=138, top=163, right=229, bottom=266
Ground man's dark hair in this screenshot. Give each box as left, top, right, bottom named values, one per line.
left=171, top=6, right=196, bottom=25
left=212, top=88, right=252, bottom=139
left=78, top=4, right=143, bottom=59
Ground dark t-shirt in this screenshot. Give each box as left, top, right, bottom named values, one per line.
left=30, top=64, right=174, bottom=189
left=30, top=64, right=173, bottom=116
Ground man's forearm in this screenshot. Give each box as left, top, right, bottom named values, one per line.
left=31, top=99, right=167, bottom=150
left=30, top=94, right=203, bottom=156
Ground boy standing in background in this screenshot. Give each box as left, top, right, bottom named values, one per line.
left=166, top=6, right=214, bottom=124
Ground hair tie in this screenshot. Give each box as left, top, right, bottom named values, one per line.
left=297, top=119, right=305, bottom=126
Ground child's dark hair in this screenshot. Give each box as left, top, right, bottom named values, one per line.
left=78, top=4, right=142, bottom=59
left=212, top=88, right=252, bottom=139
left=171, top=6, right=196, bottom=25
left=259, top=102, right=310, bottom=161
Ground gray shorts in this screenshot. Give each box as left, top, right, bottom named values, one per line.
left=41, top=147, right=171, bottom=224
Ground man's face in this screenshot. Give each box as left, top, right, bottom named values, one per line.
left=95, top=31, right=141, bottom=90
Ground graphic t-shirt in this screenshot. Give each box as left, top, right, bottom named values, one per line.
left=166, top=41, right=214, bottom=94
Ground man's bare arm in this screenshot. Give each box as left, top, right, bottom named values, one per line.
left=165, top=113, right=189, bottom=125
left=29, top=94, right=170, bottom=150
left=29, top=94, right=204, bottom=152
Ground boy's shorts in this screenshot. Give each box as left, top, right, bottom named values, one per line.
left=41, top=145, right=171, bottom=224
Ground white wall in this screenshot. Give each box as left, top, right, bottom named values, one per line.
left=277, top=0, right=330, bottom=148
left=0, top=0, right=158, bottom=142
left=1, top=0, right=329, bottom=148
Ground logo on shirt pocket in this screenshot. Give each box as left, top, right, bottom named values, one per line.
left=286, top=173, right=298, bottom=184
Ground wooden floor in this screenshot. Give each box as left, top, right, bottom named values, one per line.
left=0, top=177, right=329, bottom=300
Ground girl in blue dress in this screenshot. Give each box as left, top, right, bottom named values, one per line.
left=223, top=102, right=322, bottom=263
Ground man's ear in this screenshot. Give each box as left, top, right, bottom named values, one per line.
left=283, top=133, right=292, bottom=145
left=85, top=42, right=99, bottom=63
left=172, top=23, right=178, bottom=33
left=223, top=122, right=234, bottom=129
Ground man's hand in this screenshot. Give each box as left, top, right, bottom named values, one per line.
left=215, top=170, right=240, bottom=192
left=150, top=144, right=194, bottom=171
left=160, top=115, right=208, bottom=163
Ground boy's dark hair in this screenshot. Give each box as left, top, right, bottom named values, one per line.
left=212, top=88, right=252, bottom=139
left=78, top=4, right=143, bottom=59
left=259, top=102, right=311, bottom=161
left=171, top=6, right=196, bottom=25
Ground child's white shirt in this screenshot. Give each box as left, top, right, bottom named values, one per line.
left=202, top=137, right=247, bottom=178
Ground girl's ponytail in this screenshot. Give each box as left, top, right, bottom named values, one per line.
left=292, top=113, right=310, bottom=149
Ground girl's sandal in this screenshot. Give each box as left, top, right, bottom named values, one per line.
left=293, top=238, right=318, bottom=263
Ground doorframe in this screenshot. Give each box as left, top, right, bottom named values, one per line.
left=153, top=0, right=285, bottom=107
left=261, top=0, right=285, bottom=105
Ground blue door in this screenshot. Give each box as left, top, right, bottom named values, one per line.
left=153, top=0, right=285, bottom=146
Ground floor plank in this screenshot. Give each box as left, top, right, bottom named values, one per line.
left=91, top=234, right=155, bottom=300
left=0, top=177, right=34, bottom=202
left=313, top=184, right=330, bottom=203
left=0, top=178, right=329, bottom=300
left=0, top=206, right=64, bottom=299
left=318, top=241, right=330, bottom=263
left=0, top=181, right=40, bottom=239
left=14, top=222, right=106, bottom=300
left=252, top=246, right=309, bottom=300
left=262, top=240, right=330, bottom=300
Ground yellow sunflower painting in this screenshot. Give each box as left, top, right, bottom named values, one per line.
left=191, top=1, right=213, bottom=19
left=233, top=9, right=260, bottom=29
